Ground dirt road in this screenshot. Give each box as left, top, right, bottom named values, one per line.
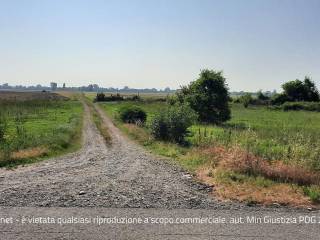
left=1, top=102, right=320, bottom=239
left=0, top=102, right=228, bottom=209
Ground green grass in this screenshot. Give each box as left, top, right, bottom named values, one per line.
left=303, top=186, right=320, bottom=203
left=191, top=104, right=320, bottom=170
left=0, top=99, right=83, bottom=167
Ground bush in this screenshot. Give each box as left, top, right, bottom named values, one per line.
left=238, top=93, right=253, bottom=108
left=150, top=104, right=197, bottom=143
left=95, top=92, right=106, bottom=102
left=271, top=93, right=289, bottom=105
left=95, top=93, right=124, bottom=102
left=281, top=102, right=320, bottom=112
left=118, top=106, right=147, bottom=124
left=257, top=91, right=270, bottom=101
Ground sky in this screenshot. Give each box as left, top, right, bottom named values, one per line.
left=0, top=0, right=319, bottom=91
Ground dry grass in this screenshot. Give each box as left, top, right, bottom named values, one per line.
left=220, top=146, right=320, bottom=185
left=123, top=123, right=151, bottom=143
left=192, top=144, right=320, bottom=207
left=12, top=147, right=48, bottom=160
left=195, top=145, right=320, bottom=186
left=197, top=167, right=314, bottom=207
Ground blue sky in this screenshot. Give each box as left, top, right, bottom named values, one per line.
left=0, top=0, right=319, bottom=91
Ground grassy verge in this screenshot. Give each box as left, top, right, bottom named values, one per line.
left=84, top=96, right=111, bottom=143
left=97, top=99, right=320, bottom=207
left=0, top=96, right=83, bottom=167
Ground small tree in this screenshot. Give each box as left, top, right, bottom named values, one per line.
left=303, top=77, right=320, bottom=101
left=177, top=69, right=231, bottom=124
left=257, top=91, right=269, bottom=101
left=282, top=80, right=306, bottom=101
left=239, top=93, right=253, bottom=108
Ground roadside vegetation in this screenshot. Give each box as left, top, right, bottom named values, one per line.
left=84, top=96, right=111, bottom=143
left=94, top=69, right=320, bottom=208
left=0, top=92, right=83, bottom=167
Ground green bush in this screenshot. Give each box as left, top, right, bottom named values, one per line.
left=271, top=93, right=289, bottom=105
left=150, top=104, right=197, bottom=143
left=282, top=102, right=320, bottom=112
left=95, top=93, right=124, bottom=102
left=118, top=106, right=147, bottom=124
left=238, top=93, right=253, bottom=108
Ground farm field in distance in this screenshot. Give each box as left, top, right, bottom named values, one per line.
left=95, top=94, right=320, bottom=207
left=0, top=91, right=83, bottom=167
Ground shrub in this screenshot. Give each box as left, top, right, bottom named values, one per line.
left=257, top=91, right=270, bottom=101
left=271, top=93, right=289, bottom=105
left=281, top=102, right=320, bottom=112
left=95, top=93, right=124, bottom=102
left=118, top=106, right=147, bottom=124
left=95, top=92, right=106, bottom=102
left=238, top=93, right=253, bottom=108
left=150, top=104, right=197, bottom=143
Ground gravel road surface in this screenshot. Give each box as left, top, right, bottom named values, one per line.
left=0, top=102, right=226, bottom=208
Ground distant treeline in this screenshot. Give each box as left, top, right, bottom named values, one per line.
left=0, top=83, right=176, bottom=93
left=94, top=93, right=167, bottom=102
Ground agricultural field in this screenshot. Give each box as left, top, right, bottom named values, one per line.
left=0, top=92, right=83, bottom=167
left=98, top=98, right=320, bottom=207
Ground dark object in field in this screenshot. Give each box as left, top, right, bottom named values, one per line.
left=95, top=92, right=124, bottom=102
left=0, top=91, right=68, bottom=101
left=118, top=106, right=147, bottom=124
left=95, top=92, right=142, bottom=102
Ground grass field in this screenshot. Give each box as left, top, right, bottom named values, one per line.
left=98, top=98, right=320, bottom=207
left=0, top=92, right=83, bottom=167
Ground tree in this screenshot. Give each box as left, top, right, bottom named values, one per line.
left=257, top=90, right=269, bottom=101
left=177, top=69, right=231, bottom=123
left=281, top=77, right=319, bottom=102
left=303, top=77, right=320, bottom=101
left=282, top=80, right=306, bottom=101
